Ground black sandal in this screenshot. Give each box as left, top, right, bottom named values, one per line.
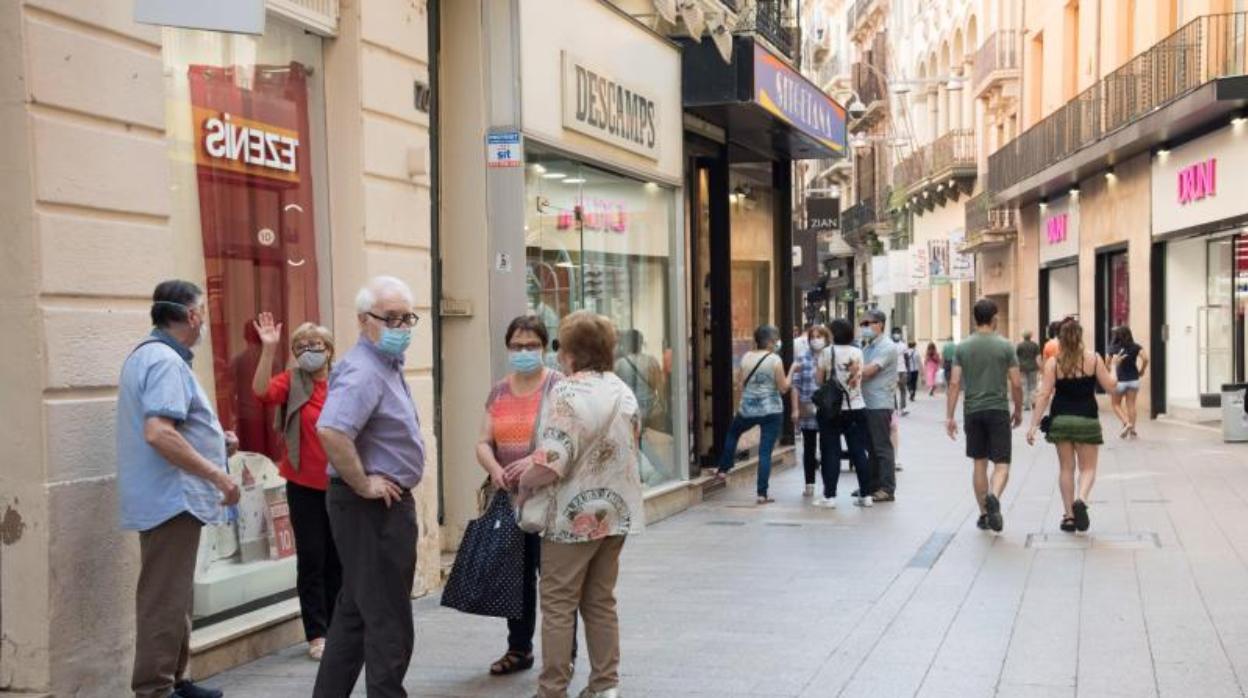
left=489, top=651, right=534, bottom=675
left=1060, top=516, right=1077, bottom=533
left=1072, top=500, right=1090, bottom=532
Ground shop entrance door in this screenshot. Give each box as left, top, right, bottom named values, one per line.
left=1095, top=248, right=1129, bottom=357
left=1199, top=237, right=1235, bottom=405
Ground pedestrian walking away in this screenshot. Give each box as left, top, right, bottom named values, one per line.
left=892, top=328, right=909, bottom=415
left=1042, top=321, right=1062, bottom=363
left=905, top=341, right=920, bottom=402
left=940, top=340, right=957, bottom=396
left=715, top=325, right=793, bottom=504
left=312, top=276, right=426, bottom=698
left=816, top=319, right=875, bottom=507
left=474, top=315, right=563, bottom=676
left=859, top=309, right=899, bottom=502
left=1107, top=325, right=1149, bottom=439
left=118, top=280, right=241, bottom=698
left=792, top=324, right=833, bottom=499
left=507, top=310, right=645, bottom=698
left=924, top=342, right=942, bottom=396
left=1016, top=330, right=1041, bottom=411
left=945, top=298, right=1023, bottom=534
left=252, top=314, right=341, bottom=662
left=1028, top=318, right=1117, bottom=533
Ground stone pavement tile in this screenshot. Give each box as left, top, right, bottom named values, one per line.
left=997, top=549, right=1082, bottom=691
left=914, top=666, right=998, bottom=698
left=995, top=682, right=1075, bottom=698
left=1076, top=551, right=1157, bottom=698
left=1155, top=660, right=1247, bottom=698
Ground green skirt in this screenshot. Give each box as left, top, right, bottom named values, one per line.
left=1045, top=415, right=1104, bottom=445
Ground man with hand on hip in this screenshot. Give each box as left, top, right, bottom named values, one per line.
left=118, top=280, right=240, bottom=698
left=858, top=309, right=899, bottom=502
left=313, top=276, right=426, bottom=698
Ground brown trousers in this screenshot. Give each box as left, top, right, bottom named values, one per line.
left=132, top=512, right=202, bottom=698
left=538, top=536, right=625, bottom=698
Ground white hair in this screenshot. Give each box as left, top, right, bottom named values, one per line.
left=355, top=275, right=414, bottom=314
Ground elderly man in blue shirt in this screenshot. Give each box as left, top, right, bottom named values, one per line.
left=313, top=276, right=426, bottom=698
left=117, top=280, right=241, bottom=698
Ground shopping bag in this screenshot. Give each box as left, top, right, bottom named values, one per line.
left=441, top=490, right=526, bottom=619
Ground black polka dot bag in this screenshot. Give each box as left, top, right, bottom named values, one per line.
left=440, top=489, right=526, bottom=619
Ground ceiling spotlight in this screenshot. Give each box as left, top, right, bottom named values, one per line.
left=1069, top=186, right=1080, bottom=196
left=1156, top=144, right=1170, bottom=157
left=1233, top=112, right=1247, bottom=126
left=1039, top=197, right=1048, bottom=208
left=1105, top=166, right=1116, bottom=180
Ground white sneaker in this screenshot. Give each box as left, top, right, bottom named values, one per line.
left=820, top=497, right=837, bottom=509
left=803, top=484, right=815, bottom=497
left=855, top=496, right=874, bottom=508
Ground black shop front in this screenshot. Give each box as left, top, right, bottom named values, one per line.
left=681, top=36, right=847, bottom=471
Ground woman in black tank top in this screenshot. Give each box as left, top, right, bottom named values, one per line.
left=1027, top=319, right=1118, bottom=533
left=1108, top=325, right=1150, bottom=439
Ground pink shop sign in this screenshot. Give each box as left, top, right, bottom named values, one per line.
left=1045, top=213, right=1069, bottom=244
left=1178, top=158, right=1217, bottom=205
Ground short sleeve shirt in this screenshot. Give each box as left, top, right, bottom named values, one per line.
left=818, top=344, right=867, bottom=410
left=533, top=372, right=645, bottom=543
left=116, top=332, right=228, bottom=531
left=486, top=371, right=562, bottom=467
left=317, top=339, right=425, bottom=489
left=956, top=332, right=1019, bottom=415
left=1015, top=340, right=1041, bottom=373
left=861, top=337, right=899, bottom=409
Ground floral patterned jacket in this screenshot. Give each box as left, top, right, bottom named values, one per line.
left=532, top=371, right=645, bottom=543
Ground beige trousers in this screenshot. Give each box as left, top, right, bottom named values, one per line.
left=132, top=512, right=201, bottom=698
left=537, top=535, right=626, bottom=698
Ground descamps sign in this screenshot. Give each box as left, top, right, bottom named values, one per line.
left=562, top=52, right=659, bottom=161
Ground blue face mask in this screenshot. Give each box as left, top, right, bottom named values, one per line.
left=376, top=327, right=411, bottom=356
left=861, top=327, right=877, bottom=342
left=508, top=349, right=543, bottom=374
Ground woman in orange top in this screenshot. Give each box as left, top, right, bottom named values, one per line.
left=1042, top=321, right=1062, bottom=361
left=252, top=314, right=339, bottom=661
left=475, top=315, right=563, bottom=676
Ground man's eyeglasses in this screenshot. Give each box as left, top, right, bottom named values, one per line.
left=365, top=312, right=420, bottom=329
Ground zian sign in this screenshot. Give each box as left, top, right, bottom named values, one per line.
left=1178, top=158, right=1217, bottom=205
left=561, top=52, right=659, bottom=161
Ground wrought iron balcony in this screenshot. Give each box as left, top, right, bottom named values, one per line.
left=840, top=195, right=891, bottom=249
left=893, top=130, right=977, bottom=209
left=989, top=12, right=1248, bottom=195
left=962, top=191, right=1018, bottom=253
left=972, top=30, right=1021, bottom=98
left=737, top=0, right=800, bottom=63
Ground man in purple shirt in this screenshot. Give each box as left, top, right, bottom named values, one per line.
left=313, top=276, right=425, bottom=698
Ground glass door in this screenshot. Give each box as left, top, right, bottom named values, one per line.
left=1199, top=238, right=1235, bottom=402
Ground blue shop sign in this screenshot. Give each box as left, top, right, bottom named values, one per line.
left=753, top=43, right=846, bottom=155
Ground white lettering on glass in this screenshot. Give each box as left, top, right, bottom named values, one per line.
left=201, top=112, right=299, bottom=173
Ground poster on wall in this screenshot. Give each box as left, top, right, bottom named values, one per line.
left=910, top=245, right=930, bottom=291
left=948, top=229, right=975, bottom=281
left=928, top=239, right=950, bottom=286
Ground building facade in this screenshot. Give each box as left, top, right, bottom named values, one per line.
left=0, top=0, right=439, bottom=692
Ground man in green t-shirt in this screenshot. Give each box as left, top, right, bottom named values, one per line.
left=946, top=298, right=1023, bottom=533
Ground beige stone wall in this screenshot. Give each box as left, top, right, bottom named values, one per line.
left=0, top=1, right=436, bottom=693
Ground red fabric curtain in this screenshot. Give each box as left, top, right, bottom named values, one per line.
left=188, top=63, right=320, bottom=458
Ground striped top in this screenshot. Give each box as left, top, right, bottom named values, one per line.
left=487, top=371, right=561, bottom=466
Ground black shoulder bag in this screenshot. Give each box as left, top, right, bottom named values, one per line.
left=813, top=347, right=850, bottom=426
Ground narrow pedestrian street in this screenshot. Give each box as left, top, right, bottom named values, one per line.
left=205, top=396, right=1248, bottom=698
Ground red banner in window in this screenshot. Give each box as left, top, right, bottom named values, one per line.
left=189, top=64, right=321, bottom=458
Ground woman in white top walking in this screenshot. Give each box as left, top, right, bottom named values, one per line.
left=816, top=318, right=875, bottom=507
left=714, top=325, right=793, bottom=504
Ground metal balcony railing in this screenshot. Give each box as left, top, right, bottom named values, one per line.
left=840, top=199, right=878, bottom=236
left=964, top=191, right=1018, bottom=250
left=894, top=130, right=976, bottom=193
left=853, top=61, right=888, bottom=107
left=972, top=30, right=1021, bottom=91
left=989, top=12, right=1248, bottom=194
left=738, top=0, right=800, bottom=63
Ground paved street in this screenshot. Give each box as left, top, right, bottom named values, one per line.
left=205, top=396, right=1248, bottom=697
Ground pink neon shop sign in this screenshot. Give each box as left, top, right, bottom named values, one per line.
left=1045, top=213, right=1069, bottom=244
left=1177, top=158, right=1217, bottom=205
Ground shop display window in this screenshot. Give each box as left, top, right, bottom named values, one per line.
left=163, top=19, right=331, bottom=626
left=726, top=164, right=777, bottom=433
left=524, top=148, right=681, bottom=489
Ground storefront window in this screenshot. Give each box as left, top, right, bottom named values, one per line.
left=524, top=148, right=680, bottom=489
left=163, top=19, right=330, bottom=625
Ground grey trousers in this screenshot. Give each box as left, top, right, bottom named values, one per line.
left=864, top=409, right=896, bottom=495
left=313, top=481, right=418, bottom=698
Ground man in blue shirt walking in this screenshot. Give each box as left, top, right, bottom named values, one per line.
left=117, top=280, right=240, bottom=698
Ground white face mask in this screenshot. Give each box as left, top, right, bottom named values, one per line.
left=809, top=338, right=827, bottom=352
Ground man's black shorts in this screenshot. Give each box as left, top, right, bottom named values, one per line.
left=965, top=410, right=1012, bottom=463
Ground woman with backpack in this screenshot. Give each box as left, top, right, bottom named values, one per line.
left=815, top=319, right=875, bottom=507
left=714, top=325, right=793, bottom=504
